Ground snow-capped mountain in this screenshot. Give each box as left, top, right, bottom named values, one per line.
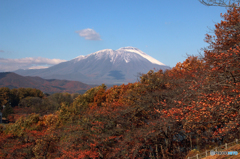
left=14, top=47, right=171, bottom=85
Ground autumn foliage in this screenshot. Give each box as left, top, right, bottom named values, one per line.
left=1, top=6, right=240, bottom=159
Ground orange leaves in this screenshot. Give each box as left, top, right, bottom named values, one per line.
left=169, top=56, right=205, bottom=84
left=204, top=6, right=240, bottom=78
left=204, top=34, right=212, bottom=43
left=93, top=87, right=107, bottom=107
left=154, top=108, right=161, bottom=114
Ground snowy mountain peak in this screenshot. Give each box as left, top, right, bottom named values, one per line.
left=74, top=47, right=166, bottom=66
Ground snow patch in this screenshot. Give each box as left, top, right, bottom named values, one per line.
left=118, top=47, right=165, bottom=66
left=74, top=46, right=166, bottom=66
left=74, top=55, right=88, bottom=62
left=124, top=57, right=130, bottom=63
left=95, top=49, right=113, bottom=53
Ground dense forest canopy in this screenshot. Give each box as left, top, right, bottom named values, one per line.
left=0, top=5, right=240, bottom=159
left=0, top=87, right=79, bottom=120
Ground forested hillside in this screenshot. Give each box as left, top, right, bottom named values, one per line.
left=0, top=87, right=80, bottom=121
left=0, top=6, right=240, bottom=159
left=0, top=72, right=94, bottom=94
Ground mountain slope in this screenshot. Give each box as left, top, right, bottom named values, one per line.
left=15, top=47, right=171, bottom=84
left=0, top=72, right=94, bottom=94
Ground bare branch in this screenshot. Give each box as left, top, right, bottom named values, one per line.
left=199, top=0, right=240, bottom=7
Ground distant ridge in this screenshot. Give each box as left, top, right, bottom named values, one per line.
left=0, top=72, right=94, bottom=94
left=15, top=47, right=171, bottom=85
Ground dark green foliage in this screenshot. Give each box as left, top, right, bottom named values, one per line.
left=40, top=98, right=59, bottom=115
left=18, top=96, right=60, bottom=115
left=19, top=97, right=42, bottom=108
left=2, top=104, right=14, bottom=118
left=0, top=87, right=44, bottom=108
left=9, top=88, right=20, bottom=107
left=48, top=92, right=73, bottom=105
left=0, top=87, right=10, bottom=109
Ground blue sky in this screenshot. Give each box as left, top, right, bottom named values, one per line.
left=0, top=0, right=227, bottom=72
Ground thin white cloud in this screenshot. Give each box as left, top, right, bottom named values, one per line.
left=0, top=57, right=66, bottom=72
left=0, top=57, right=66, bottom=65
left=76, top=28, right=102, bottom=40
left=0, top=50, right=4, bottom=53
left=28, top=66, right=50, bottom=69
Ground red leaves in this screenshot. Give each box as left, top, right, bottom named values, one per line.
left=60, top=149, right=99, bottom=159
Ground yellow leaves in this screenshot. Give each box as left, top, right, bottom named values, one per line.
left=43, top=114, right=59, bottom=127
